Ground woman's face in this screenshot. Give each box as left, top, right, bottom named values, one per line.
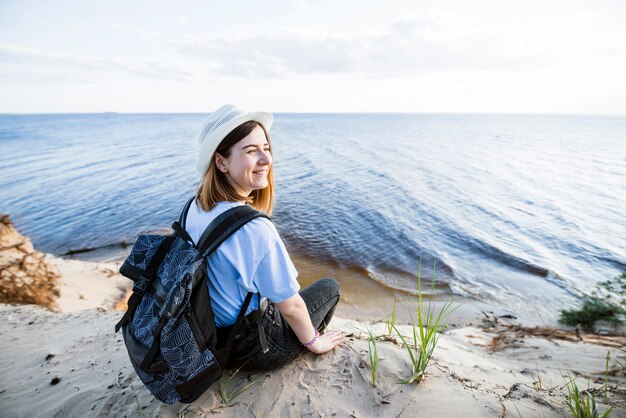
left=215, top=124, right=272, bottom=197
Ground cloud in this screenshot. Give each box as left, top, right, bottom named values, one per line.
left=173, top=32, right=362, bottom=78
left=2, top=12, right=624, bottom=86
left=107, top=57, right=200, bottom=83
left=109, top=21, right=161, bottom=40
left=169, top=16, right=189, bottom=25
left=0, top=42, right=201, bottom=83
left=168, top=12, right=626, bottom=80
left=167, top=16, right=573, bottom=79
left=0, top=66, right=98, bottom=84
left=0, top=43, right=99, bottom=70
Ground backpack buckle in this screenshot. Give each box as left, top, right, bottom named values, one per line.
left=133, top=274, right=152, bottom=296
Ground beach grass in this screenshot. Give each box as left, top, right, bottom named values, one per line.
left=385, top=300, right=397, bottom=337
left=604, top=351, right=610, bottom=401
left=365, top=324, right=379, bottom=387
left=562, top=374, right=614, bottom=418
left=393, top=259, right=460, bottom=384
left=616, top=348, right=626, bottom=370
left=218, top=368, right=261, bottom=405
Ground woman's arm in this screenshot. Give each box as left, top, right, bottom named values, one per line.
left=274, top=293, right=343, bottom=354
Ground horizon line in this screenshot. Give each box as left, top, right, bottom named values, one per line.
left=2, top=110, right=626, bottom=117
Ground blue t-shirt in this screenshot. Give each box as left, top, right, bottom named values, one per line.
left=185, top=201, right=300, bottom=327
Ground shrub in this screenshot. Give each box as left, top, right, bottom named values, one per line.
left=560, top=299, right=623, bottom=328
left=560, top=273, right=626, bottom=329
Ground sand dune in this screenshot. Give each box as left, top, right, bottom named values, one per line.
left=0, top=216, right=623, bottom=417
left=1, top=300, right=623, bottom=417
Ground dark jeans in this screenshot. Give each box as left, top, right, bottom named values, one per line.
left=222, top=277, right=340, bottom=371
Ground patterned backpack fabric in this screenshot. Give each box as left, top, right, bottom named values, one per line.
left=115, top=200, right=268, bottom=404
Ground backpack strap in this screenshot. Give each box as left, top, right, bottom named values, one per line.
left=256, top=292, right=270, bottom=354
left=197, top=205, right=270, bottom=258
left=217, top=291, right=255, bottom=365
left=195, top=205, right=272, bottom=359
left=131, top=206, right=265, bottom=370
left=179, top=196, right=195, bottom=227
left=115, top=202, right=256, bottom=334
left=117, top=201, right=272, bottom=362
left=171, top=197, right=197, bottom=245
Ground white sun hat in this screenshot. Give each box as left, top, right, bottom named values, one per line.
left=196, top=104, right=273, bottom=174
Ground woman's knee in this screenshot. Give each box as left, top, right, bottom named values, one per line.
left=314, top=277, right=340, bottom=298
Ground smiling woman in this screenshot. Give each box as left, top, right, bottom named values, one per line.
left=213, top=124, right=273, bottom=197
left=195, top=117, right=275, bottom=214
left=186, top=104, right=343, bottom=372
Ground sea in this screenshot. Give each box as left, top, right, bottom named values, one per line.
left=1, top=113, right=625, bottom=322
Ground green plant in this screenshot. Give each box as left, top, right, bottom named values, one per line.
left=393, top=259, right=460, bottom=384
left=604, top=351, right=610, bottom=401
left=596, top=273, right=626, bottom=303
left=562, top=374, right=613, bottom=418
left=365, top=324, right=379, bottom=387
left=616, top=347, right=626, bottom=370
left=560, top=273, right=626, bottom=329
left=218, top=368, right=260, bottom=404
left=560, top=300, right=624, bottom=328
left=386, top=300, right=397, bottom=336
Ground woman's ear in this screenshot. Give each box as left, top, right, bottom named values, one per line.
left=214, top=153, right=229, bottom=173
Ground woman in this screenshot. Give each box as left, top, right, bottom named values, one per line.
left=184, top=104, right=343, bottom=371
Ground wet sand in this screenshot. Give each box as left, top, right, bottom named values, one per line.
left=65, top=241, right=505, bottom=328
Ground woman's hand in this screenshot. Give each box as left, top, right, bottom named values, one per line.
left=306, top=330, right=344, bottom=354
left=274, top=294, right=343, bottom=354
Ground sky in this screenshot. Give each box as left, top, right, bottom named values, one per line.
left=1, top=0, right=626, bottom=114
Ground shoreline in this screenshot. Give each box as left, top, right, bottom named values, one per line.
left=1, top=218, right=624, bottom=417
left=58, top=239, right=528, bottom=328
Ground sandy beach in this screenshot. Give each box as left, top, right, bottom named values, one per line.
left=2, top=0, right=626, bottom=414
left=1, top=217, right=624, bottom=417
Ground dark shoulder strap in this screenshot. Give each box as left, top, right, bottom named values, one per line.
left=197, top=205, right=271, bottom=363
left=197, top=205, right=270, bottom=258
left=179, top=196, right=196, bottom=228
left=170, top=196, right=197, bottom=245
left=217, top=291, right=254, bottom=365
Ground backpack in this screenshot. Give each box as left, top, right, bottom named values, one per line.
left=114, top=198, right=269, bottom=404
